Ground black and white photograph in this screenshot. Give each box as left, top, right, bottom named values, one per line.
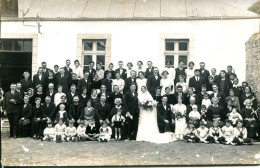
left=0, top=0, right=260, bottom=166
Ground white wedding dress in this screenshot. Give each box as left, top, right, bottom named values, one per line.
left=136, top=91, right=176, bottom=143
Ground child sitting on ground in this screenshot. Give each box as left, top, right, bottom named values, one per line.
left=65, top=120, right=77, bottom=142
left=111, top=109, right=125, bottom=140
left=195, top=121, right=209, bottom=143
left=188, top=105, right=201, bottom=128
left=85, top=121, right=99, bottom=141
left=232, top=119, right=252, bottom=145
left=184, top=121, right=199, bottom=143
left=77, top=120, right=87, bottom=141
left=54, top=119, right=66, bottom=143
left=201, top=93, right=211, bottom=109
left=42, top=120, right=55, bottom=141
left=220, top=119, right=235, bottom=145
left=207, top=121, right=222, bottom=143
left=227, top=107, right=242, bottom=127
left=54, top=104, right=69, bottom=125
left=99, top=121, right=112, bottom=142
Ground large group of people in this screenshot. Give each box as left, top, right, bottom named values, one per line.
left=0, top=59, right=259, bottom=145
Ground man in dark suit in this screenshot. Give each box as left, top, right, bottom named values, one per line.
left=124, top=83, right=139, bottom=140
left=145, top=61, right=154, bottom=78
left=3, top=83, right=23, bottom=138
left=199, top=62, right=210, bottom=83
left=77, top=71, right=92, bottom=95
left=64, top=59, right=73, bottom=78
left=189, top=69, right=206, bottom=95
left=124, top=70, right=137, bottom=93
left=66, top=84, right=78, bottom=106
left=45, top=83, right=57, bottom=103
left=84, top=61, right=96, bottom=81
left=42, top=96, right=56, bottom=124
left=95, top=96, right=111, bottom=127
left=102, top=71, right=113, bottom=93
left=68, top=96, right=84, bottom=127
left=115, top=61, right=127, bottom=80
left=157, top=96, right=174, bottom=133
left=173, top=85, right=188, bottom=105
left=33, top=67, right=47, bottom=91
left=210, top=84, right=225, bottom=107
left=147, top=67, right=161, bottom=98
left=56, top=67, right=70, bottom=93
left=41, top=61, right=51, bottom=77
left=210, top=68, right=219, bottom=82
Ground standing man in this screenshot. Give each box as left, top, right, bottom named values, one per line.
left=64, top=59, right=73, bottom=80
left=147, top=67, right=161, bottom=98
left=145, top=61, right=154, bottom=78
left=3, top=83, right=22, bottom=138
left=85, top=61, right=96, bottom=81
left=33, top=67, right=47, bottom=91
left=199, top=62, right=210, bottom=84
left=56, top=67, right=70, bottom=94
left=174, top=61, right=186, bottom=85
left=77, top=71, right=92, bottom=95
left=41, top=61, right=51, bottom=77
left=124, top=83, right=139, bottom=140
left=188, top=69, right=206, bottom=95
left=102, top=72, right=113, bottom=93
left=124, top=70, right=137, bottom=94
left=115, top=61, right=127, bottom=80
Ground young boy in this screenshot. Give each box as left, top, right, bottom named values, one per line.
left=99, top=121, right=112, bottom=142
left=195, top=121, right=209, bottom=143
left=202, top=93, right=211, bottom=109
left=85, top=121, right=99, bottom=141
left=65, top=120, right=77, bottom=142
left=183, top=121, right=199, bottom=143
left=54, top=119, right=66, bottom=143
left=42, top=120, right=55, bottom=141
left=220, top=119, right=235, bottom=145
left=111, top=109, right=126, bottom=140
left=227, top=107, right=243, bottom=127
left=232, top=119, right=252, bottom=145
left=207, top=121, right=222, bottom=143
left=77, top=120, right=87, bottom=142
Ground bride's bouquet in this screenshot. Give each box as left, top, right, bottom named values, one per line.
left=139, top=100, right=157, bottom=110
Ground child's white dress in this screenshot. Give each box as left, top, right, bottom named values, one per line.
left=228, top=112, right=243, bottom=125
left=175, top=117, right=186, bottom=137
left=77, top=126, right=86, bottom=136
left=202, top=99, right=212, bottom=109
left=222, top=126, right=235, bottom=142
left=65, top=126, right=77, bottom=137
left=43, top=127, right=55, bottom=140
left=99, top=126, right=112, bottom=141
left=196, top=127, right=209, bottom=140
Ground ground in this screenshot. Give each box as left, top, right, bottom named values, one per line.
left=1, top=132, right=260, bottom=166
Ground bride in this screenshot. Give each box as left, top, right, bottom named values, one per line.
left=136, top=86, right=176, bottom=143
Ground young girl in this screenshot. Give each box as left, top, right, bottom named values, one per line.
left=65, top=120, right=77, bottom=142
left=195, top=121, right=209, bottom=143
left=173, top=97, right=187, bottom=140
left=99, top=121, right=112, bottom=142
left=176, top=75, right=188, bottom=93
left=85, top=120, right=99, bottom=141
left=184, top=121, right=199, bottom=143
left=77, top=120, right=87, bottom=141
left=232, top=119, right=252, bottom=145
left=55, top=104, right=68, bottom=125
left=42, top=121, right=55, bottom=141
left=207, top=121, right=222, bottom=143
left=201, top=93, right=211, bottom=110
left=188, top=105, right=201, bottom=128
left=220, top=119, right=235, bottom=145
left=227, top=107, right=243, bottom=126
left=54, top=119, right=66, bottom=143
left=241, top=99, right=258, bottom=140
left=111, top=109, right=126, bottom=140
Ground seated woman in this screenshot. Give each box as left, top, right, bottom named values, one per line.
left=80, top=100, right=99, bottom=127
left=226, top=89, right=241, bottom=112
left=18, top=95, right=33, bottom=138
left=79, top=87, right=89, bottom=107
left=31, top=97, right=44, bottom=139
left=207, top=97, right=224, bottom=127
left=89, top=89, right=100, bottom=106
left=240, top=86, right=257, bottom=110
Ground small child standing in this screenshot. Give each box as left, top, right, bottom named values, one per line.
left=220, top=119, right=235, bottom=145
left=65, top=120, right=77, bottom=142
left=201, top=93, right=211, bottom=109
left=200, top=105, right=207, bottom=122
left=227, top=107, right=243, bottom=126
left=99, top=121, right=112, bottom=142
left=207, top=121, right=222, bottom=143
left=174, top=112, right=186, bottom=140
left=111, top=109, right=126, bottom=140
left=42, top=121, right=55, bottom=141
left=55, top=104, right=68, bottom=125
left=77, top=120, right=87, bottom=141
left=188, top=105, right=201, bottom=128
left=232, top=119, right=252, bottom=145
left=54, top=119, right=66, bottom=143
left=183, top=121, right=199, bottom=142
left=195, top=121, right=209, bottom=143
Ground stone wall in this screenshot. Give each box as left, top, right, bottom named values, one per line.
left=246, top=33, right=260, bottom=107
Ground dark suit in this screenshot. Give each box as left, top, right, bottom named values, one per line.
left=173, top=92, right=188, bottom=105
left=104, top=70, right=115, bottom=79
left=210, top=92, right=225, bottom=107
left=124, top=77, right=137, bottom=94
left=18, top=103, right=33, bottom=137
left=199, top=69, right=210, bottom=83
left=42, top=68, right=51, bottom=77
left=66, top=92, right=79, bottom=105
left=102, top=78, right=113, bottom=93
left=64, top=66, right=73, bottom=77
left=85, top=68, right=96, bottom=80
left=216, top=78, right=233, bottom=97
left=33, top=74, right=47, bottom=90
left=68, top=103, right=84, bottom=126
left=56, top=74, right=70, bottom=93
left=3, top=91, right=22, bottom=137
left=95, top=102, right=111, bottom=121
left=147, top=74, right=161, bottom=98
left=174, top=68, right=186, bottom=84
left=188, top=76, right=206, bottom=94
left=157, top=103, right=173, bottom=133
left=45, top=90, right=57, bottom=103
left=42, top=102, right=56, bottom=122
left=77, top=78, right=92, bottom=95
left=145, top=67, right=154, bottom=78
left=115, top=68, right=127, bottom=80
left=124, top=91, right=139, bottom=140
left=20, top=78, right=33, bottom=94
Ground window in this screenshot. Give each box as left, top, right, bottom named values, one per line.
left=0, top=39, right=32, bottom=52
left=82, top=39, right=106, bottom=71
left=164, top=39, right=189, bottom=68
left=1, top=0, right=18, bottom=17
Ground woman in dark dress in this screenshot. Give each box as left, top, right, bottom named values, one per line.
left=153, top=87, right=162, bottom=104
left=104, top=63, right=115, bottom=79
left=27, top=88, right=35, bottom=105
left=31, top=97, right=44, bottom=139
left=33, top=84, right=45, bottom=105
left=111, top=85, right=124, bottom=108
left=20, top=71, right=33, bottom=95
left=240, top=86, right=257, bottom=110
left=18, top=95, right=33, bottom=137
left=207, top=97, right=224, bottom=127
left=89, top=89, right=100, bottom=106
left=224, top=97, right=233, bottom=120
left=79, top=87, right=89, bottom=107
left=70, top=73, right=79, bottom=89
left=216, top=70, right=232, bottom=98
left=92, top=74, right=102, bottom=93
left=45, top=70, right=57, bottom=90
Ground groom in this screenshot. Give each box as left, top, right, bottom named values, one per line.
left=124, top=83, right=139, bottom=140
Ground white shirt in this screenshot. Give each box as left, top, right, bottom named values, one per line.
left=65, top=126, right=77, bottom=136
left=189, top=111, right=201, bottom=120
left=136, top=78, right=147, bottom=94
left=73, top=66, right=83, bottom=79
left=54, top=92, right=66, bottom=106
left=55, top=124, right=66, bottom=135
left=77, top=126, right=86, bottom=135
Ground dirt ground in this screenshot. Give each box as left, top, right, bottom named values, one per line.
left=1, top=132, right=260, bottom=166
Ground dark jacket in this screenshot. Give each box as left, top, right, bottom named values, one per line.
left=33, top=74, right=47, bottom=90
left=124, top=91, right=139, bottom=115
left=3, top=91, right=23, bottom=114
left=102, top=78, right=113, bottom=93
left=45, top=90, right=57, bottom=103
left=124, top=77, right=137, bottom=94
left=20, top=78, right=33, bottom=94
left=199, top=69, right=210, bottom=83
left=42, top=102, right=56, bottom=122
left=147, top=74, right=161, bottom=97
left=68, top=103, right=84, bottom=121
left=157, top=103, right=173, bottom=126
left=95, top=102, right=111, bottom=120
left=56, top=73, right=70, bottom=93
left=188, top=76, right=206, bottom=94
left=145, top=67, right=154, bottom=78
left=77, top=78, right=92, bottom=94
left=20, top=103, right=33, bottom=120
left=115, top=68, right=127, bottom=80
